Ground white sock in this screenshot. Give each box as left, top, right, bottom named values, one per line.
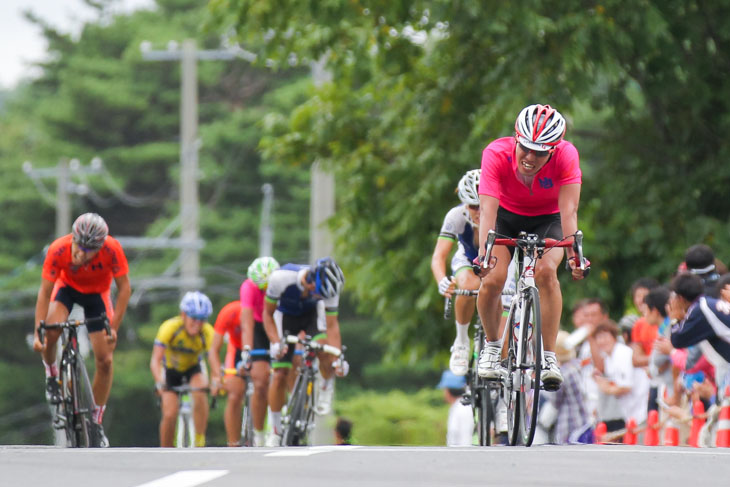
left=544, top=351, right=556, bottom=363
left=455, top=321, right=470, bottom=345
left=269, top=411, right=282, bottom=434
left=486, top=340, right=501, bottom=350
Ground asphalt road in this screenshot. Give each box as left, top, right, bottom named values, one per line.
left=2, top=444, right=728, bottom=487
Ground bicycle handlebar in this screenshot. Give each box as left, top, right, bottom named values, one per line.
left=443, top=289, right=479, bottom=319
left=285, top=334, right=342, bottom=357
left=37, top=314, right=111, bottom=344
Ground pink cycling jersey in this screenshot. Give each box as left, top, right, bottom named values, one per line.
left=239, top=278, right=265, bottom=323
left=478, top=137, right=581, bottom=216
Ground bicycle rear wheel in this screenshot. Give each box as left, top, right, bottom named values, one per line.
left=516, top=286, right=542, bottom=446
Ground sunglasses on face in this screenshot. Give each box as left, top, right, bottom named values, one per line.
left=467, top=204, right=480, bottom=211
left=517, top=142, right=551, bottom=158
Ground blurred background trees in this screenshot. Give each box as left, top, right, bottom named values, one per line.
left=1, top=0, right=729, bottom=445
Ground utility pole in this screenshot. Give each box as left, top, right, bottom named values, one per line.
left=309, top=57, right=335, bottom=263
left=141, top=39, right=257, bottom=293
left=260, top=183, right=274, bottom=256
left=23, top=158, right=99, bottom=237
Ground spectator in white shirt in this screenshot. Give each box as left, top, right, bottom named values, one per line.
left=437, top=370, right=473, bottom=446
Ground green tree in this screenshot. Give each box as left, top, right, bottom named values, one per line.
left=210, top=0, right=730, bottom=356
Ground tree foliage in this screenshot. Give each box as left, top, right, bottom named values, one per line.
left=210, top=0, right=730, bottom=356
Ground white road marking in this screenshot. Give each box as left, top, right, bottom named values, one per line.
left=134, top=470, right=228, bottom=487
left=265, top=445, right=360, bottom=457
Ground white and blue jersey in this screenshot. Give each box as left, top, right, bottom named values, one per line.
left=439, top=205, right=479, bottom=262
left=671, top=296, right=730, bottom=388
left=265, top=263, right=339, bottom=316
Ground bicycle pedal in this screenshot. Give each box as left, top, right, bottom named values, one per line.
left=460, top=394, right=472, bottom=406
left=541, top=380, right=561, bottom=392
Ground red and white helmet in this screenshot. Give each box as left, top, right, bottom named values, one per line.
left=514, top=104, right=566, bottom=151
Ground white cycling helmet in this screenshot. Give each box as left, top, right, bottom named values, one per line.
left=457, top=169, right=480, bottom=206
left=514, top=104, right=566, bottom=151
left=72, top=213, right=108, bottom=250
left=179, top=291, right=213, bottom=320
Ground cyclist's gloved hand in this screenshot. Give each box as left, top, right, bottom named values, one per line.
left=333, top=357, right=349, bottom=377
left=236, top=347, right=252, bottom=374
left=438, top=276, right=455, bottom=297
left=269, top=341, right=285, bottom=360
left=472, top=255, right=496, bottom=277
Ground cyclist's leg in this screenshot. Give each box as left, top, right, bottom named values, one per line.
left=268, top=312, right=298, bottom=441
left=223, top=348, right=244, bottom=446
left=160, top=369, right=181, bottom=447
left=477, top=246, right=511, bottom=341
left=451, top=254, right=479, bottom=375
left=189, top=365, right=209, bottom=447
left=83, top=291, right=114, bottom=413
left=251, top=322, right=271, bottom=443
left=41, top=283, right=73, bottom=366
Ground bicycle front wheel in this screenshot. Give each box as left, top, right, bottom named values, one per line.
left=241, top=381, right=255, bottom=447
left=476, top=383, right=494, bottom=446
left=516, top=286, right=542, bottom=446
left=282, top=373, right=312, bottom=446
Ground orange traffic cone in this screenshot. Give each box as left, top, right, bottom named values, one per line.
left=664, top=418, right=679, bottom=446
left=623, top=417, right=637, bottom=445
left=717, top=386, right=730, bottom=448
left=594, top=422, right=607, bottom=444
left=689, top=400, right=705, bottom=447
left=644, top=410, right=659, bottom=446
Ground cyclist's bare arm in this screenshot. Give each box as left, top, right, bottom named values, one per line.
left=149, top=344, right=166, bottom=386
left=33, top=278, right=55, bottom=351
left=558, top=183, right=586, bottom=280
left=110, top=273, right=131, bottom=337
left=240, top=306, right=255, bottom=350
left=476, top=195, right=500, bottom=275
left=262, top=300, right=279, bottom=344
left=207, top=332, right=225, bottom=386
left=324, top=314, right=342, bottom=351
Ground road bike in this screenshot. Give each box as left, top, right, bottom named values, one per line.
left=38, top=314, right=111, bottom=447
left=221, top=348, right=269, bottom=446
left=165, top=382, right=210, bottom=448
left=479, top=229, right=586, bottom=446
left=280, top=334, right=343, bottom=446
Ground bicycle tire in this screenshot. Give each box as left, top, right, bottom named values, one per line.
left=505, top=303, right=520, bottom=446
left=74, top=356, right=96, bottom=447
left=517, top=286, right=542, bottom=446
left=59, top=359, right=77, bottom=447
left=241, top=381, right=255, bottom=447
left=476, top=384, right=493, bottom=446
left=176, top=394, right=195, bottom=448
left=282, top=374, right=309, bottom=446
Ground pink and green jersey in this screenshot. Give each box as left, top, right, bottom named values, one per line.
left=478, top=137, right=581, bottom=216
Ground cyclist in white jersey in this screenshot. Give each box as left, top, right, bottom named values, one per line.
left=432, top=169, right=516, bottom=376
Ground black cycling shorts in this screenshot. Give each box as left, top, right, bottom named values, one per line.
left=496, top=207, right=563, bottom=257
left=276, top=307, right=323, bottom=365
left=232, top=321, right=271, bottom=364
left=52, top=284, right=110, bottom=333
left=164, top=363, right=203, bottom=389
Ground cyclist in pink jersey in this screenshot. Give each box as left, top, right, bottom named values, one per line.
left=474, top=104, right=588, bottom=391
left=208, top=256, right=279, bottom=446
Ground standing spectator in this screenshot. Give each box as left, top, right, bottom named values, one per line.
left=570, top=298, right=609, bottom=419
left=683, top=244, right=721, bottom=297
left=588, top=320, right=635, bottom=435
left=335, top=417, right=353, bottom=445
left=436, top=370, right=473, bottom=446
left=715, top=273, right=730, bottom=303
left=541, top=330, right=591, bottom=444
left=645, top=287, right=673, bottom=412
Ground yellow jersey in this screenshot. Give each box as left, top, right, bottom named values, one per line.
left=154, top=316, right=215, bottom=372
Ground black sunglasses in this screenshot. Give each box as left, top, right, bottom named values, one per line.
left=467, top=204, right=480, bottom=211
left=517, top=142, right=551, bottom=158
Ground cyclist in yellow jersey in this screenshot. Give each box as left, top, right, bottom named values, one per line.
left=150, top=291, right=215, bottom=447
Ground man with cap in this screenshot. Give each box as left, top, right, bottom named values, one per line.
left=683, top=244, right=721, bottom=297
left=437, top=370, right=474, bottom=446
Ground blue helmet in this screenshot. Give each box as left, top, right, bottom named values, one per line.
left=313, top=257, right=345, bottom=299
left=179, top=291, right=213, bottom=320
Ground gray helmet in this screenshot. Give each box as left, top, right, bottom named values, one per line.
left=72, top=213, right=108, bottom=250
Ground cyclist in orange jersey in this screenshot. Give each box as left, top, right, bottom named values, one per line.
left=33, top=213, right=131, bottom=446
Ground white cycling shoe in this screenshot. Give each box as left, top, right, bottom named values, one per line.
left=540, top=355, right=564, bottom=391
left=477, top=345, right=503, bottom=380
left=265, top=432, right=282, bottom=447
left=449, top=342, right=469, bottom=376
